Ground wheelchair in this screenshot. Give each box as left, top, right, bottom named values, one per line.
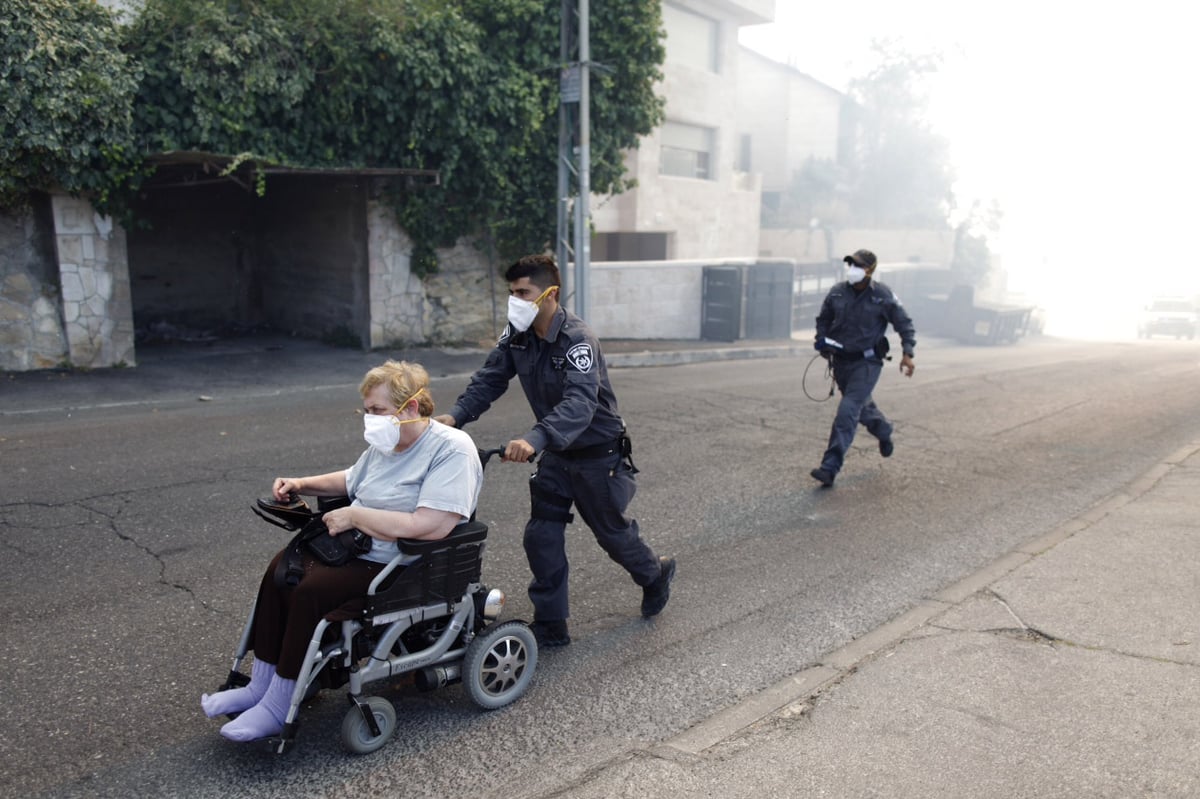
left=217, top=447, right=538, bottom=755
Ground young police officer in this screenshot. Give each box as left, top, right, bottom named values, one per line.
left=434, top=255, right=675, bottom=647
left=811, top=249, right=916, bottom=487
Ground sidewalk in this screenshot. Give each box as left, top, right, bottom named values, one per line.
left=0, top=333, right=809, bottom=416
left=536, top=442, right=1200, bottom=798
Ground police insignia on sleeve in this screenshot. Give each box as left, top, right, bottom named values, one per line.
left=566, top=342, right=594, bottom=372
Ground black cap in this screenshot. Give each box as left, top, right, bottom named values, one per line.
left=843, top=249, right=877, bottom=268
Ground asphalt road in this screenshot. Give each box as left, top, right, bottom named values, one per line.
left=3, top=336, right=1198, bottom=798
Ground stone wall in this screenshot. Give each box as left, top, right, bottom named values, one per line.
left=17, top=199, right=964, bottom=373
left=367, top=202, right=503, bottom=348
left=50, top=195, right=136, bottom=367
left=423, top=238, right=505, bottom=346
left=0, top=198, right=68, bottom=370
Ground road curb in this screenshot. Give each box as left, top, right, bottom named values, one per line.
left=607, top=344, right=807, bottom=369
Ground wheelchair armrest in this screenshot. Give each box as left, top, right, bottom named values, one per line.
left=366, top=520, right=489, bottom=596
left=367, top=551, right=418, bottom=596
left=395, top=519, right=488, bottom=556
left=317, top=495, right=352, bottom=512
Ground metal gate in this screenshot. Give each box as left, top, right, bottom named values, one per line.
left=701, top=266, right=743, bottom=341
left=743, top=261, right=794, bottom=339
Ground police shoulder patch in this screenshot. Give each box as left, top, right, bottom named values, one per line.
left=565, top=342, right=595, bottom=373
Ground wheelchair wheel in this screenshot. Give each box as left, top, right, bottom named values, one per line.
left=463, top=620, right=538, bottom=710
left=340, top=696, right=396, bottom=755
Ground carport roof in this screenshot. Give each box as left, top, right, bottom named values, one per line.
left=142, top=151, right=440, bottom=191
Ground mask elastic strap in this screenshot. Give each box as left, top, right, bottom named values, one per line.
left=390, top=387, right=428, bottom=425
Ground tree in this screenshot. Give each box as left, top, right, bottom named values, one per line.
left=951, top=198, right=1002, bottom=287
left=842, top=40, right=1006, bottom=287
left=764, top=156, right=847, bottom=231
left=1, top=0, right=664, bottom=269
left=121, top=0, right=665, bottom=271
left=460, top=0, right=665, bottom=261
left=844, top=40, right=956, bottom=228
left=0, top=0, right=140, bottom=211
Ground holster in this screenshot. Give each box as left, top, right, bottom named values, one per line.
left=618, top=433, right=638, bottom=474
left=876, top=336, right=891, bottom=361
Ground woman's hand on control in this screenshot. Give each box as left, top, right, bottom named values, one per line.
left=272, top=477, right=303, bottom=501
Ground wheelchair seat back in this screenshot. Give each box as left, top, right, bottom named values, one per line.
left=366, top=520, right=489, bottom=617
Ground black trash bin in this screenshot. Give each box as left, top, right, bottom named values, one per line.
left=701, top=262, right=794, bottom=342
left=701, top=265, right=743, bottom=342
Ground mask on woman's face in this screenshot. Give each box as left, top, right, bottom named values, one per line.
left=362, top=390, right=426, bottom=453
left=846, top=265, right=867, bottom=285
left=506, top=285, right=558, bottom=332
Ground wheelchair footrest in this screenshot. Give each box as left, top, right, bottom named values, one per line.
left=268, top=722, right=299, bottom=755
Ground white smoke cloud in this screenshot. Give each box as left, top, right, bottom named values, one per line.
left=741, top=1, right=1200, bottom=340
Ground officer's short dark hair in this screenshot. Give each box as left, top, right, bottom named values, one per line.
left=505, top=254, right=560, bottom=290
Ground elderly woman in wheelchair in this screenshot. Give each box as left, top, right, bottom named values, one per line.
left=201, top=360, right=537, bottom=753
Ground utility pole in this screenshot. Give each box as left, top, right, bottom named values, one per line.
left=556, top=0, right=591, bottom=320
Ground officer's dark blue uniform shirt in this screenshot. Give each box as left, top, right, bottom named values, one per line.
left=448, top=307, right=623, bottom=453
left=815, top=279, right=917, bottom=357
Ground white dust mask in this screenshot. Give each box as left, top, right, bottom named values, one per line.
left=363, top=413, right=402, bottom=453
left=506, top=285, right=558, bottom=333
left=507, top=296, right=539, bottom=333
left=846, top=265, right=867, bottom=285
left=362, top=390, right=426, bottom=453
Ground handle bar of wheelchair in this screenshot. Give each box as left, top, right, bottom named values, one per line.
left=478, top=446, right=535, bottom=468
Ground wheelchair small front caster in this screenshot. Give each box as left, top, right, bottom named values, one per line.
left=340, top=696, right=396, bottom=754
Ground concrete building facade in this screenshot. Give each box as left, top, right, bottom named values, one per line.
left=591, top=0, right=774, bottom=262
left=736, top=48, right=847, bottom=223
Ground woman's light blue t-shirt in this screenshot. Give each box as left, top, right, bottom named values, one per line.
left=344, top=421, right=482, bottom=564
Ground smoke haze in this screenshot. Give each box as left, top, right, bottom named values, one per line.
left=741, top=1, right=1200, bottom=340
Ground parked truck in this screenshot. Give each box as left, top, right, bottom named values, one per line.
left=1137, top=297, right=1199, bottom=340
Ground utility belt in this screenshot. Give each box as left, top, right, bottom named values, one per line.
left=833, top=337, right=890, bottom=363
left=552, top=432, right=637, bottom=472
left=555, top=438, right=620, bottom=460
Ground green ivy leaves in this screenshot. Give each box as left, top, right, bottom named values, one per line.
left=0, top=0, right=139, bottom=210
left=2, top=0, right=664, bottom=273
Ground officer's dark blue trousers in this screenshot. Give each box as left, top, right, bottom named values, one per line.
left=524, top=451, right=660, bottom=621
left=820, top=357, right=893, bottom=476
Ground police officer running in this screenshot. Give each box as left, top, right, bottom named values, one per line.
left=811, top=249, right=916, bottom=487
left=435, top=254, right=675, bottom=647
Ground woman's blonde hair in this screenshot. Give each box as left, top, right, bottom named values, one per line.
left=359, top=360, right=435, bottom=415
